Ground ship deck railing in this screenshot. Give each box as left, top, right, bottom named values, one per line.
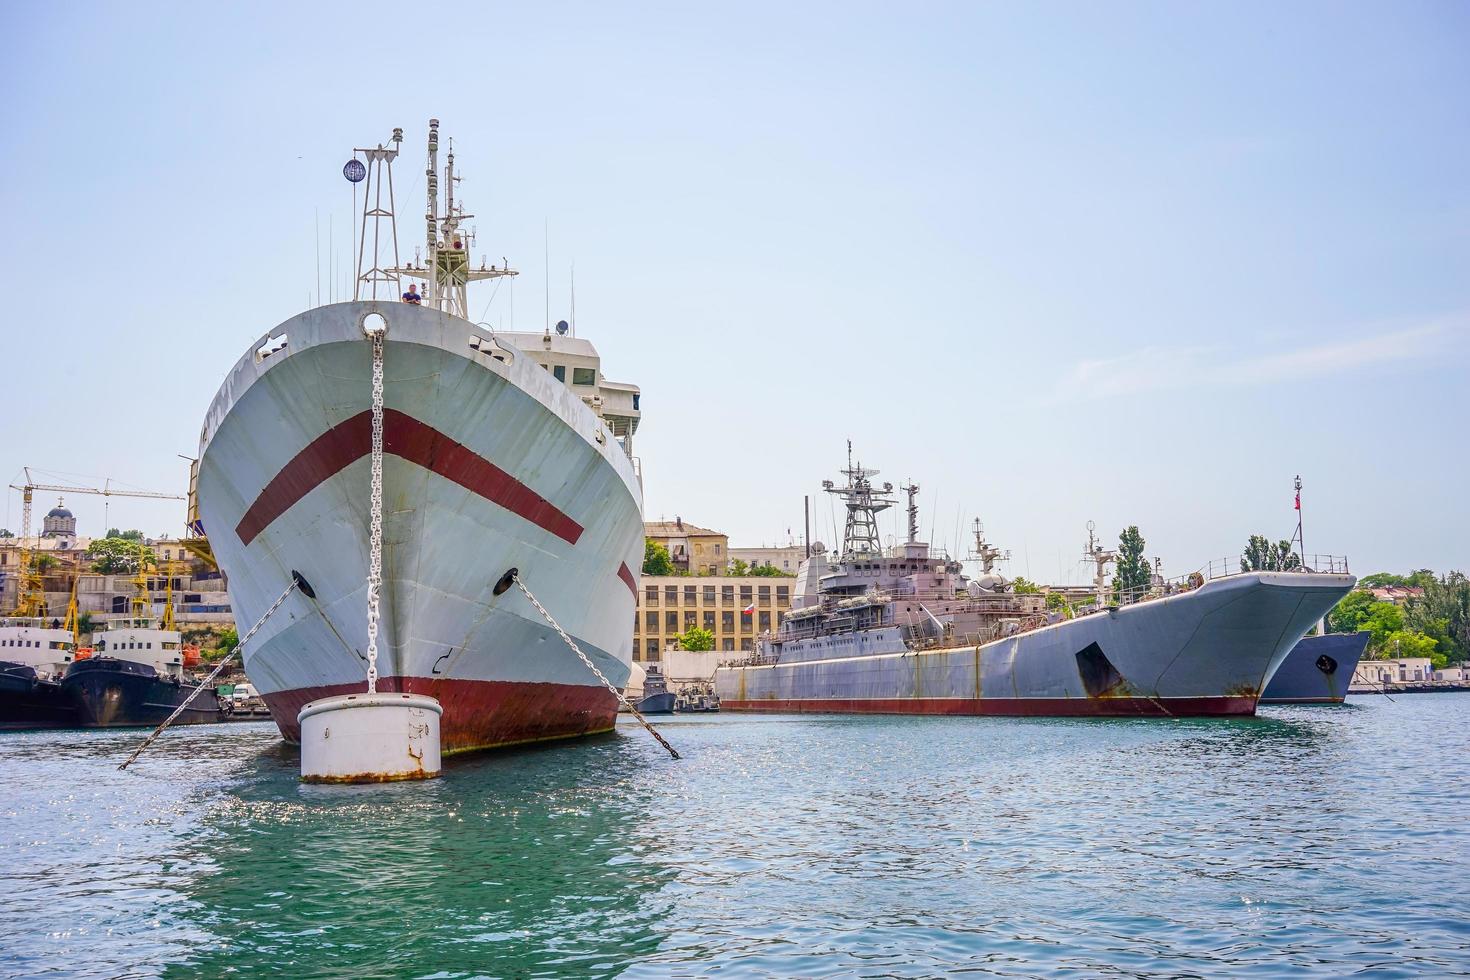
left=1090, top=554, right=1352, bottom=613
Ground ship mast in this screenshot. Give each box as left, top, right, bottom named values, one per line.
left=1083, top=521, right=1117, bottom=605
left=901, top=482, right=920, bottom=543
left=968, top=518, right=1010, bottom=575
left=395, top=118, right=518, bottom=319
left=823, top=442, right=895, bottom=561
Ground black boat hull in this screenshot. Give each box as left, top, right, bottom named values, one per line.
left=0, top=661, right=81, bottom=730
left=62, top=658, right=223, bottom=728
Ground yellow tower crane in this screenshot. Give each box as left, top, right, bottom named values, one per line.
left=7, top=469, right=186, bottom=617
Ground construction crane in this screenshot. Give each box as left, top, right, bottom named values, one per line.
left=7, top=469, right=185, bottom=617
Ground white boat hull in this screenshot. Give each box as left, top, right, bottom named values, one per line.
left=196, top=302, right=643, bottom=752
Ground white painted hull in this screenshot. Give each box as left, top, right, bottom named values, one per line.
left=196, top=302, right=643, bottom=751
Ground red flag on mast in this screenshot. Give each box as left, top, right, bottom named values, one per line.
left=1294, top=490, right=1301, bottom=511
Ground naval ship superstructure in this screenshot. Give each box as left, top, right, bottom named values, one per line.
left=714, top=453, right=1356, bottom=717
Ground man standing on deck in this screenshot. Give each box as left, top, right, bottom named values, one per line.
left=402, top=283, right=422, bottom=305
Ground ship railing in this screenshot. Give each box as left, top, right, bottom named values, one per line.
left=1086, top=553, right=1352, bottom=613
left=1193, top=554, right=1351, bottom=582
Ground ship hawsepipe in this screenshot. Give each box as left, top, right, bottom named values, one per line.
left=196, top=301, right=643, bottom=753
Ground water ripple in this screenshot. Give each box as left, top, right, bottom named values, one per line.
left=3, top=699, right=1470, bottom=977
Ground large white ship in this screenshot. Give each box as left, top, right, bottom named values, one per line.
left=194, top=122, right=644, bottom=753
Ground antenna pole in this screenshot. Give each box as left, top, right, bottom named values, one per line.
left=1295, top=474, right=1304, bottom=565
left=426, top=119, right=440, bottom=307
left=804, top=495, right=811, bottom=558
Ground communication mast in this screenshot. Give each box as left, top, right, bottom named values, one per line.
left=901, top=482, right=920, bottom=543
left=969, top=518, right=1010, bottom=575
left=823, top=442, right=895, bottom=560
left=389, top=119, right=518, bottom=319
left=1083, top=520, right=1117, bottom=605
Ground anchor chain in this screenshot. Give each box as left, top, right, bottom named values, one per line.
left=119, top=575, right=303, bottom=770
left=509, top=572, right=680, bottom=760
left=365, top=324, right=386, bottom=693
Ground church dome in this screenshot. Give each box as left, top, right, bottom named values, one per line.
left=47, top=504, right=74, bottom=520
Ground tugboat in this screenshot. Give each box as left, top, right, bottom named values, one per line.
left=63, top=568, right=223, bottom=728
left=635, top=664, right=677, bottom=715
left=714, top=448, right=1357, bottom=717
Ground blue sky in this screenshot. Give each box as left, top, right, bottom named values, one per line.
left=2, top=1, right=1466, bottom=583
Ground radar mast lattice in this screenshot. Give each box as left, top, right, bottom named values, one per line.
left=351, top=128, right=403, bottom=302
left=822, top=442, right=895, bottom=561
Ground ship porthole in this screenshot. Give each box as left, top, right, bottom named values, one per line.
left=361, top=311, right=388, bottom=337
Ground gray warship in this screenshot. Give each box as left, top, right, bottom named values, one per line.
left=1260, top=631, right=1369, bottom=705
left=714, top=452, right=1356, bottom=717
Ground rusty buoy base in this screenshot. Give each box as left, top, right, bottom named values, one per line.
left=297, top=692, right=443, bottom=784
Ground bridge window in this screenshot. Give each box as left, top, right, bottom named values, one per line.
left=572, top=367, right=596, bottom=386
left=553, top=365, right=566, bottom=382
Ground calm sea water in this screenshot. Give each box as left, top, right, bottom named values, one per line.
left=4, top=696, right=1470, bottom=978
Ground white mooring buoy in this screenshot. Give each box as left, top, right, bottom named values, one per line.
left=298, top=692, right=443, bottom=783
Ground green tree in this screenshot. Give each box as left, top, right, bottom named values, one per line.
left=1383, top=630, right=1440, bottom=666
left=34, top=554, right=57, bottom=573
left=77, top=612, right=95, bottom=637
left=1405, top=570, right=1470, bottom=664
left=728, top=558, right=751, bottom=577
left=1011, top=576, right=1042, bottom=594
left=0, top=528, right=13, bottom=538
left=1242, top=535, right=1274, bottom=572
left=1360, top=572, right=1409, bottom=589
left=1326, top=590, right=1377, bottom=634
left=1112, top=526, right=1150, bottom=603
left=677, top=625, right=714, bottom=652
left=105, top=528, right=146, bottom=542
left=1045, top=591, right=1070, bottom=614
left=750, top=564, right=792, bottom=577
left=1359, top=601, right=1408, bottom=653
left=86, top=536, right=149, bottom=574
left=642, top=539, right=674, bottom=577
left=1243, top=534, right=1300, bottom=571
left=216, top=626, right=239, bottom=652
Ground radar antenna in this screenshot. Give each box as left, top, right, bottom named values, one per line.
left=822, top=441, right=895, bottom=561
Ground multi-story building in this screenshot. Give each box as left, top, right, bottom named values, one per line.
left=728, top=544, right=807, bottom=575
left=633, top=575, right=795, bottom=662
left=644, top=518, right=729, bottom=576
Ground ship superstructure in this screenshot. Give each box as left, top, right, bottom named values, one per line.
left=715, top=452, right=1356, bottom=717
left=195, top=121, right=644, bottom=753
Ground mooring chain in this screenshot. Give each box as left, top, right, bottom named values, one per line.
left=510, top=573, right=680, bottom=760
left=364, top=324, right=386, bottom=693
left=119, top=575, right=302, bottom=771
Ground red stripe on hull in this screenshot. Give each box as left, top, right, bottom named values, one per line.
left=1259, top=697, right=1346, bottom=705
left=721, top=696, right=1258, bottom=718
left=262, top=676, right=618, bottom=753
left=617, top=562, right=637, bottom=597
left=236, top=409, right=584, bottom=547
